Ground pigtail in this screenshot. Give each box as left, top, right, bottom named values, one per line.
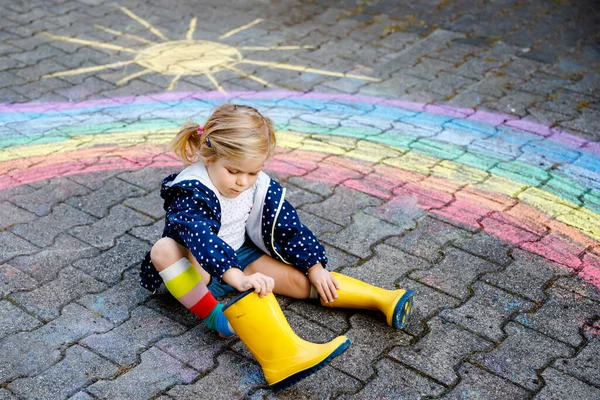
left=171, top=121, right=203, bottom=165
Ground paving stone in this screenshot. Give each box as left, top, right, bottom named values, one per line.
left=167, top=351, right=262, bottom=399
left=250, top=364, right=361, bottom=399
left=440, top=281, right=536, bottom=342
left=0, top=231, right=39, bottom=263
left=444, top=362, right=531, bottom=400
left=77, top=268, right=151, bottom=324
left=410, top=247, right=501, bottom=300
left=67, top=177, right=147, bottom=218
left=9, top=266, right=106, bottom=321
left=123, top=190, right=166, bottom=219
left=0, top=201, right=37, bottom=229
left=535, top=367, right=600, bottom=400
left=295, top=209, right=344, bottom=238
left=87, top=346, right=198, bottom=400
left=82, top=304, right=187, bottom=366
left=285, top=299, right=352, bottom=335
left=73, top=234, right=150, bottom=284
left=9, top=203, right=96, bottom=248
left=323, top=243, right=360, bottom=271
left=470, top=322, right=573, bottom=390
left=386, top=216, right=473, bottom=262
left=554, top=332, right=600, bottom=387
left=482, top=249, right=572, bottom=303
left=70, top=205, right=154, bottom=250
left=321, top=211, right=404, bottom=257
left=342, top=357, right=444, bottom=399
left=454, top=231, right=514, bottom=266
left=9, top=233, right=100, bottom=283
left=0, top=303, right=113, bottom=384
left=515, top=286, right=600, bottom=347
left=129, top=219, right=164, bottom=244
left=390, top=317, right=492, bottom=385
left=338, top=243, right=431, bottom=290
left=302, top=186, right=382, bottom=226
left=156, top=323, right=229, bottom=374
left=8, top=345, right=119, bottom=400
left=331, top=314, right=411, bottom=381
left=0, top=264, right=37, bottom=296
left=0, top=300, right=41, bottom=338
left=363, top=195, right=424, bottom=228
left=553, top=275, right=600, bottom=303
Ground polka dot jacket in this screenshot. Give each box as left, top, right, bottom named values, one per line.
left=140, top=170, right=328, bottom=292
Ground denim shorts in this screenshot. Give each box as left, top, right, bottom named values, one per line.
left=206, top=239, right=265, bottom=298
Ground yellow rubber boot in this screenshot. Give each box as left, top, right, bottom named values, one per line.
left=322, top=272, right=416, bottom=329
left=223, top=290, right=350, bottom=391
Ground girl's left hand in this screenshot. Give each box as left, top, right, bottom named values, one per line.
left=308, top=263, right=339, bottom=303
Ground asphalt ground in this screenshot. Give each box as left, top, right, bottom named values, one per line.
left=0, top=0, right=599, bottom=399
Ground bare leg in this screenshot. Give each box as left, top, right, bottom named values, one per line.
left=245, top=255, right=312, bottom=299
left=150, top=237, right=211, bottom=283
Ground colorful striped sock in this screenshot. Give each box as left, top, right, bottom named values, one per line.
left=159, top=258, right=234, bottom=337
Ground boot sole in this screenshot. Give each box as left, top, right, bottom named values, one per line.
left=392, top=289, right=416, bottom=329
left=271, top=338, right=351, bottom=392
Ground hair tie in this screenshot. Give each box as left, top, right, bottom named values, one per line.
left=205, top=136, right=212, bottom=147
left=197, top=125, right=204, bottom=135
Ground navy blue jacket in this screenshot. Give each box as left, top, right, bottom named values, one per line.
left=140, top=163, right=328, bottom=292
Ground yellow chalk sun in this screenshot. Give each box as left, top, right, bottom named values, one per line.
left=43, top=6, right=380, bottom=93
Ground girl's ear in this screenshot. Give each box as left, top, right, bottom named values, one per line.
left=203, top=158, right=211, bottom=167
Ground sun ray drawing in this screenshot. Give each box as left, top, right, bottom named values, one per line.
left=42, top=4, right=380, bottom=92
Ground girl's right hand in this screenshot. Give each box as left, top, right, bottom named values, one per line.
left=238, top=272, right=274, bottom=297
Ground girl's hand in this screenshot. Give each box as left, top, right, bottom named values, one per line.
left=238, top=272, right=275, bottom=297
left=308, top=263, right=339, bottom=303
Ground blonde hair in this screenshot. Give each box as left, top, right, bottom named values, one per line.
left=171, top=104, right=276, bottom=165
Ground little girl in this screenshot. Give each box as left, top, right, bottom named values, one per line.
left=140, top=103, right=415, bottom=348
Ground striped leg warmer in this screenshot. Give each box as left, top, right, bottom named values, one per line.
left=159, top=258, right=234, bottom=337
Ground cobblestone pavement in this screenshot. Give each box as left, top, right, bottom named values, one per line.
left=1, top=0, right=599, bottom=399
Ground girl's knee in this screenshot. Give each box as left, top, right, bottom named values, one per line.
left=150, top=238, right=184, bottom=271
left=288, top=270, right=311, bottom=296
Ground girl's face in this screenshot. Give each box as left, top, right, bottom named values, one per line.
left=205, top=156, right=265, bottom=198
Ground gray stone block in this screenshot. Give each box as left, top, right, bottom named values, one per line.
left=70, top=205, right=153, bottom=250
left=87, top=347, right=198, bottom=400
left=340, top=357, right=445, bottom=399
left=10, top=233, right=100, bottom=283
left=515, top=286, right=600, bottom=347
left=410, top=247, right=501, bottom=300
left=444, top=363, right=530, bottom=400
left=0, top=300, right=41, bottom=338
left=302, top=186, right=382, bottom=226
left=124, top=190, right=166, bottom=219
left=535, top=368, right=600, bottom=400
left=331, top=314, right=411, bottom=381
left=9, top=266, right=106, bottom=321
left=386, top=216, right=473, bottom=262
left=9, top=203, right=96, bottom=248
left=0, top=231, right=39, bottom=263
left=286, top=299, right=351, bottom=335
left=0, top=202, right=37, bottom=229
left=82, top=306, right=186, bottom=366
left=0, top=303, right=113, bottom=384
left=390, top=317, right=492, bottom=385
left=73, top=234, right=150, bottom=284
left=77, top=268, right=151, bottom=324
left=339, top=243, right=431, bottom=288
left=8, top=345, right=119, bottom=400
left=440, top=281, right=536, bottom=342
left=167, top=351, right=262, bottom=399
left=471, top=322, right=573, bottom=390
left=0, top=264, right=37, bottom=296
left=67, top=177, right=147, bottom=218
left=321, top=211, right=404, bottom=257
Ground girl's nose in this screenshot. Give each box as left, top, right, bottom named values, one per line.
left=237, top=174, right=248, bottom=187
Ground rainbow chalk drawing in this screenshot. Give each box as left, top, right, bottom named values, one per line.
left=1, top=90, right=599, bottom=289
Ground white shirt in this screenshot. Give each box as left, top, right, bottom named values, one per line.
left=216, top=184, right=256, bottom=250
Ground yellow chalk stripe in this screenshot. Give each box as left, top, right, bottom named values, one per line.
left=383, top=152, right=438, bottom=175
left=295, top=138, right=348, bottom=155
left=432, top=160, right=489, bottom=185
left=311, top=134, right=356, bottom=151
left=164, top=265, right=202, bottom=298
left=475, top=175, right=528, bottom=198
left=276, top=130, right=305, bottom=149
left=346, top=140, right=403, bottom=163
left=557, top=208, right=600, bottom=241
left=518, top=187, right=579, bottom=217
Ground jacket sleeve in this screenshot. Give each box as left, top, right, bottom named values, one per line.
left=167, top=194, right=240, bottom=284
left=272, top=200, right=328, bottom=274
